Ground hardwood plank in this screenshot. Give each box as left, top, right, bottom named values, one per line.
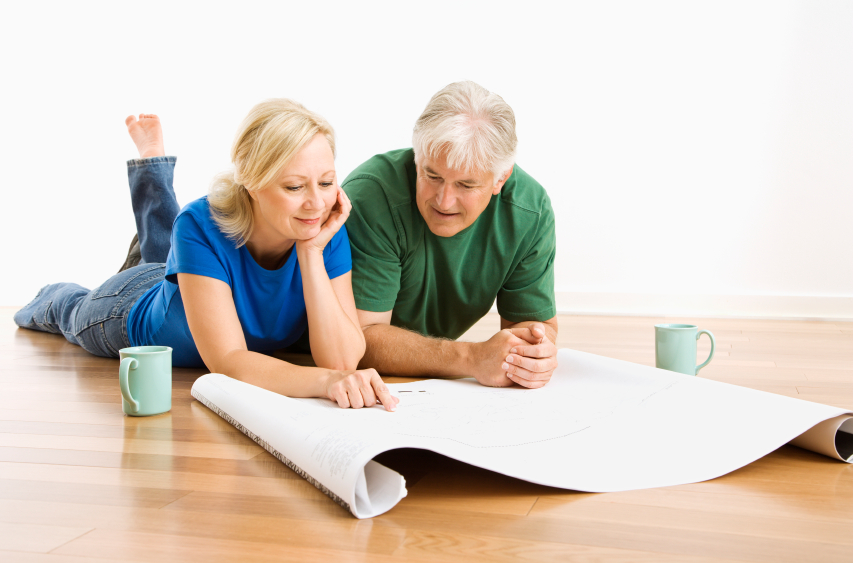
left=0, top=522, right=92, bottom=554
left=529, top=496, right=853, bottom=545
left=727, top=350, right=853, bottom=361
left=376, top=504, right=852, bottom=563
left=54, top=529, right=414, bottom=563
left=391, top=529, right=731, bottom=563
left=0, top=379, right=195, bottom=392
left=0, top=479, right=191, bottom=509
left=0, top=399, right=194, bottom=414
left=0, top=499, right=404, bottom=556
left=775, top=358, right=853, bottom=370
left=572, top=486, right=853, bottom=524
left=705, top=359, right=777, bottom=368
left=0, top=447, right=301, bottom=479
left=0, top=462, right=324, bottom=499
left=0, top=433, right=262, bottom=460
left=0, top=403, right=242, bottom=432
left=0, top=551, right=125, bottom=563
left=0, top=420, right=253, bottom=445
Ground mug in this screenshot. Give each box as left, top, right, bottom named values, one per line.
left=119, top=346, right=172, bottom=416
left=655, top=324, right=715, bottom=376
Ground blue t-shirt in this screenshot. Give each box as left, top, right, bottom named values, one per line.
left=126, top=196, right=352, bottom=367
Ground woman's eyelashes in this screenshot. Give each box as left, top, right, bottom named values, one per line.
left=282, top=180, right=335, bottom=192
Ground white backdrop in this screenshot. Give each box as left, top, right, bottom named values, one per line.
left=2, top=1, right=851, bottom=318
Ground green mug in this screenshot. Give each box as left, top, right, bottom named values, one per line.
left=119, top=346, right=172, bottom=416
left=654, top=324, right=715, bottom=376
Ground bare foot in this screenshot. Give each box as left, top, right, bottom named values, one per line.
left=126, top=114, right=165, bottom=159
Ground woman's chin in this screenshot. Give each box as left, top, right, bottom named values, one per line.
left=296, top=225, right=322, bottom=240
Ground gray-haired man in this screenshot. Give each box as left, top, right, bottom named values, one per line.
left=342, top=81, right=558, bottom=388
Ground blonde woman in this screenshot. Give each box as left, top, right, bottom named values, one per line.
left=16, top=100, right=397, bottom=411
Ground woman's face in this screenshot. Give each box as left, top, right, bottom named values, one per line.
left=250, top=133, right=338, bottom=244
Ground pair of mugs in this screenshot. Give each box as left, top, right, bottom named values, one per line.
left=116, top=326, right=712, bottom=415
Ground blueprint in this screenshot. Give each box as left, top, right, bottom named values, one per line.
left=191, top=349, right=853, bottom=518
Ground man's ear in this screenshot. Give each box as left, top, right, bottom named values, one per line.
left=492, top=165, right=514, bottom=195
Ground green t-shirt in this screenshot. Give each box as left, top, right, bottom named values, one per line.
left=342, top=149, right=556, bottom=340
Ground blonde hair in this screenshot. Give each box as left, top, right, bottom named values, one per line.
left=412, top=81, right=517, bottom=178
left=209, top=99, right=335, bottom=246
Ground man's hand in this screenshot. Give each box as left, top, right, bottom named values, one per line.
left=468, top=329, right=529, bottom=387
left=502, top=322, right=558, bottom=389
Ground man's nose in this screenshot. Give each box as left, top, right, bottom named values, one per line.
left=435, top=183, right=454, bottom=209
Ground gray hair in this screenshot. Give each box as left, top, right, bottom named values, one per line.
left=412, top=81, right=517, bottom=178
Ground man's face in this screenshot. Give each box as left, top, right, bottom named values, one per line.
left=415, top=152, right=510, bottom=237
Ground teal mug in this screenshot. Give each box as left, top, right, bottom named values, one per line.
left=655, top=324, right=715, bottom=376
left=119, top=346, right=172, bottom=416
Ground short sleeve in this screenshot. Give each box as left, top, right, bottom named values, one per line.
left=165, top=212, right=230, bottom=286
left=322, top=225, right=353, bottom=280
left=343, top=177, right=403, bottom=312
left=496, top=202, right=557, bottom=322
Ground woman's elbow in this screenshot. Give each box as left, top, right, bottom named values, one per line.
left=320, top=347, right=365, bottom=372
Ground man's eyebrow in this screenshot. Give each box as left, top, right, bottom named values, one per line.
left=423, top=165, right=479, bottom=185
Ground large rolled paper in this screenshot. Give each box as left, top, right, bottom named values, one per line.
left=191, top=349, right=852, bottom=518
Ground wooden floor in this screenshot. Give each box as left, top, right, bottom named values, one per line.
left=1, top=307, right=851, bottom=562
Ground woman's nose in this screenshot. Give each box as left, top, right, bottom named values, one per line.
left=304, top=187, right=325, bottom=209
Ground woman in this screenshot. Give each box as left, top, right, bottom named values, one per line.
left=15, top=100, right=397, bottom=411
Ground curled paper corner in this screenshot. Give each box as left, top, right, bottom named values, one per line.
left=353, top=459, right=408, bottom=519
left=790, top=415, right=853, bottom=462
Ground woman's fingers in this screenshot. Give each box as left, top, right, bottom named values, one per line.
left=338, top=187, right=352, bottom=217
left=329, top=188, right=351, bottom=226
left=315, top=188, right=350, bottom=239
left=370, top=372, right=398, bottom=412
left=347, top=385, right=366, bottom=409
left=332, top=387, right=351, bottom=409
left=330, top=370, right=398, bottom=412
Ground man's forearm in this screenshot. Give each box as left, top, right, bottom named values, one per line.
left=359, top=324, right=473, bottom=377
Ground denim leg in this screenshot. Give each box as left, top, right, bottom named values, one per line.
left=127, top=156, right=180, bottom=264
left=14, top=283, right=89, bottom=346
left=14, top=264, right=166, bottom=358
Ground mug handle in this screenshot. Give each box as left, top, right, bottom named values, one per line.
left=695, top=330, right=716, bottom=374
left=120, top=357, right=140, bottom=413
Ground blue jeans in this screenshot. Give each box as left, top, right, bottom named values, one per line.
left=14, top=157, right=180, bottom=357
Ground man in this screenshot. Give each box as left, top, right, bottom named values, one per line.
left=342, top=81, right=558, bottom=388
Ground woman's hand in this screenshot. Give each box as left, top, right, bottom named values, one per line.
left=324, top=368, right=399, bottom=412
left=296, top=187, right=351, bottom=255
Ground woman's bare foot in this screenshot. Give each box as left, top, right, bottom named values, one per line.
left=126, top=114, right=165, bottom=159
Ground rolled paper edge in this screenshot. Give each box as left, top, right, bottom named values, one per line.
left=790, top=414, right=853, bottom=462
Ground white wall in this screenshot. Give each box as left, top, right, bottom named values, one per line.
left=2, top=1, right=851, bottom=318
